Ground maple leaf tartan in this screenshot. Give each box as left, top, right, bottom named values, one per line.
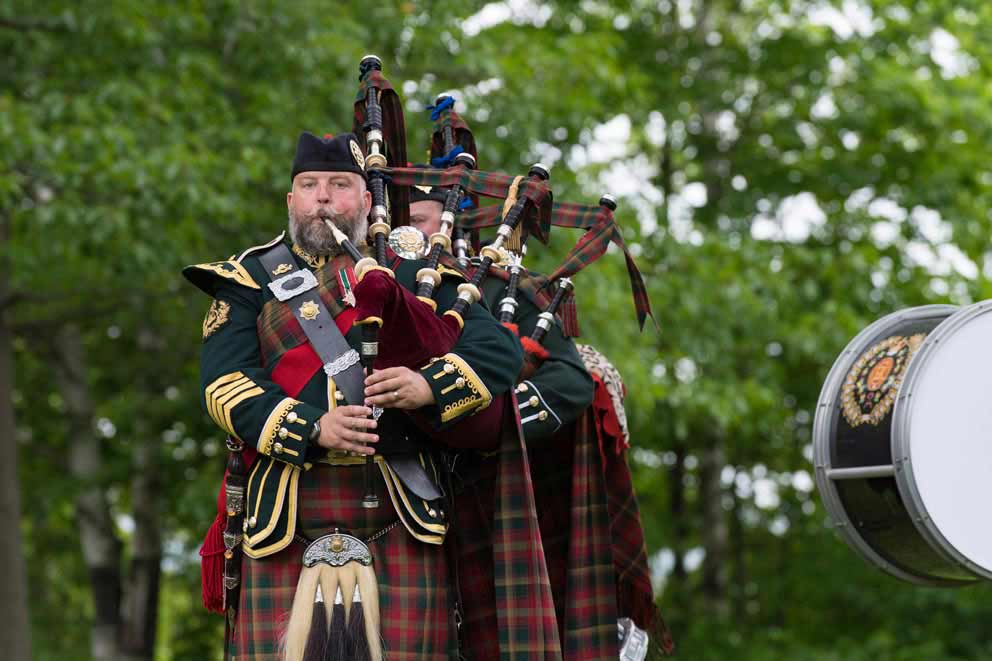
left=387, top=165, right=656, bottom=333
left=386, top=165, right=553, bottom=245
left=457, top=200, right=657, bottom=333
left=430, top=100, right=479, bottom=164
left=528, top=401, right=675, bottom=658
left=452, top=398, right=563, bottom=660
left=229, top=464, right=456, bottom=660
left=352, top=67, right=410, bottom=228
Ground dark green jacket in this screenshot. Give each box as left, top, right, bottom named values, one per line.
left=480, top=272, right=594, bottom=442
left=185, top=233, right=522, bottom=556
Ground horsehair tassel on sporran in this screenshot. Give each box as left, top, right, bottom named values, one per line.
left=222, top=436, right=247, bottom=625
left=498, top=250, right=525, bottom=324
left=282, top=531, right=382, bottom=661
left=448, top=163, right=550, bottom=321
left=415, top=152, right=476, bottom=308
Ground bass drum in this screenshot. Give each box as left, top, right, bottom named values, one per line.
left=814, top=302, right=992, bottom=586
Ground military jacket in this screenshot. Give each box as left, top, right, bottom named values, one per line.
left=480, top=272, right=594, bottom=442
left=185, top=234, right=522, bottom=557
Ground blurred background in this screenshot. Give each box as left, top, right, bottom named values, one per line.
left=4, top=1, right=992, bottom=659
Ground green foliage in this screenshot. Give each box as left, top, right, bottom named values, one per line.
left=6, top=0, right=992, bottom=658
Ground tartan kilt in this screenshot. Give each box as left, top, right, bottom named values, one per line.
left=229, top=462, right=456, bottom=660
left=450, top=455, right=500, bottom=660
left=529, top=418, right=619, bottom=660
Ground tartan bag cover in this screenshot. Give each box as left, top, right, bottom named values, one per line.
left=352, top=67, right=410, bottom=228
left=386, top=164, right=655, bottom=332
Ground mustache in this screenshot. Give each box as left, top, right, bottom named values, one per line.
left=302, top=207, right=342, bottom=223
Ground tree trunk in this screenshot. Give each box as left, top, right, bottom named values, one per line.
left=56, top=324, right=123, bottom=661
left=0, top=220, right=33, bottom=661
left=699, top=438, right=729, bottom=618
left=730, top=484, right=747, bottom=621
left=120, top=326, right=166, bottom=660
left=120, top=434, right=162, bottom=660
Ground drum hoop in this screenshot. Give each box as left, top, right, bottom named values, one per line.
left=813, top=304, right=961, bottom=586
left=892, top=299, right=992, bottom=581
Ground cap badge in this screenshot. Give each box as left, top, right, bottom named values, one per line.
left=349, top=140, right=366, bottom=171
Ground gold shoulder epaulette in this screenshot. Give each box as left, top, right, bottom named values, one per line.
left=236, top=232, right=286, bottom=263
left=184, top=260, right=260, bottom=290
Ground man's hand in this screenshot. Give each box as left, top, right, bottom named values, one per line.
left=364, top=366, right=435, bottom=409
left=314, top=406, right=378, bottom=455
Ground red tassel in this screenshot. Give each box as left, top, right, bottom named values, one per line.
left=501, top=322, right=520, bottom=336
left=199, top=513, right=226, bottom=613
left=519, top=335, right=550, bottom=362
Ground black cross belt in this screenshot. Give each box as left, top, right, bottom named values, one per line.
left=258, top=245, right=443, bottom=502
left=259, top=245, right=366, bottom=406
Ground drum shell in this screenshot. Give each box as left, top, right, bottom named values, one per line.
left=814, top=304, right=977, bottom=586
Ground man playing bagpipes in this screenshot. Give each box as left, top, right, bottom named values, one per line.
left=183, top=130, right=526, bottom=660
left=399, top=97, right=675, bottom=659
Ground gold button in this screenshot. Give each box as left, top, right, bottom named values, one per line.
left=516, top=383, right=528, bottom=393
left=249, top=516, right=257, bottom=527
left=335, top=391, right=345, bottom=401
left=287, top=411, right=298, bottom=423
left=529, top=396, right=539, bottom=407
left=278, top=427, right=289, bottom=439
left=242, top=519, right=249, bottom=532
left=274, top=442, right=284, bottom=454
left=428, top=508, right=437, bottom=517
left=456, top=377, right=466, bottom=389
left=443, top=363, right=455, bottom=374
left=538, top=410, right=549, bottom=421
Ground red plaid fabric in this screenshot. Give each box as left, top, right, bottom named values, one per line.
left=386, top=165, right=553, bottom=245
left=527, top=375, right=676, bottom=657
left=430, top=98, right=479, bottom=164
left=409, top=186, right=655, bottom=332
left=590, top=376, right=674, bottom=656
left=256, top=254, right=351, bottom=366
left=528, top=419, right=617, bottom=659
left=528, top=375, right=674, bottom=659
left=352, top=67, right=410, bottom=228
left=452, top=399, right=562, bottom=660
left=460, top=200, right=656, bottom=332
left=545, top=202, right=656, bottom=332
left=230, top=463, right=456, bottom=660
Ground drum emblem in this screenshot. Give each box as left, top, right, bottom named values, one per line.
left=841, top=334, right=925, bottom=427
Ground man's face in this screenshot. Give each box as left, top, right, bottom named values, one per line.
left=287, top=171, right=372, bottom=254
left=409, top=200, right=444, bottom=236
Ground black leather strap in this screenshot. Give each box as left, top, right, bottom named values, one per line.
left=259, top=244, right=443, bottom=501
left=258, top=245, right=366, bottom=406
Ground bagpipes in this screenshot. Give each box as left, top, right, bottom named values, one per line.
left=212, top=53, right=665, bottom=659
left=279, top=56, right=561, bottom=661
left=407, top=79, right=673, bottom=658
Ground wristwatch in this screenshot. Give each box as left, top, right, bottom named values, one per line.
left=309, top=419, right=321, bottom=443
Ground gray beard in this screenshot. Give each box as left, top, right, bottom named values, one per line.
left=287, top=207, right=368, bottom=256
